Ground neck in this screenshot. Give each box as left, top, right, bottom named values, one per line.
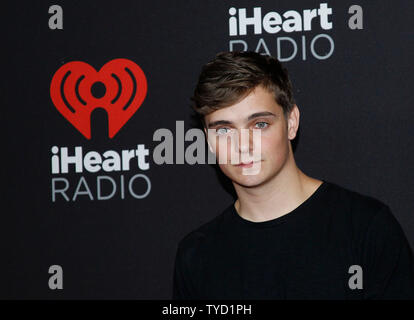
left=233, top=155, right=322, bottom=223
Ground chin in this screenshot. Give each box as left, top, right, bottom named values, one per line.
left=232, top=175, right=267, bottom=188
left=226, top=167, right=268, bottom=188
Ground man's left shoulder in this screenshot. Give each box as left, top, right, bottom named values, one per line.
left=325, top=181, right=392, bottom=228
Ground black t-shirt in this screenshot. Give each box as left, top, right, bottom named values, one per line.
left=172, top=180, right=414, bottom=299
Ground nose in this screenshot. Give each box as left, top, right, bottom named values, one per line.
left=237, top=128, right=253, bottom=154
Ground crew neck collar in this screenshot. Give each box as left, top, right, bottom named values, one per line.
left=228, top=180, right=330, bottom=228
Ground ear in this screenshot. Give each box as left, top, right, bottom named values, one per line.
left=287, top=104, right=300, bottom=140
left=203, top=127, right=214, bottom=154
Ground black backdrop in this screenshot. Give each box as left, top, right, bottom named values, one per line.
left=2, top=0, right=413, bottom=299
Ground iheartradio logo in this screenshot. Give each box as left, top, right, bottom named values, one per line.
left=50, top=59, right=147, bottom=139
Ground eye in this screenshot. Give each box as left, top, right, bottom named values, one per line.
left=216, top=127, right=231, bottom=135
left=254, top=121, right=269, bottom=129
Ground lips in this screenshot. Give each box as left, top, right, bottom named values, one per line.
left=235, top=160, right=255, bottom=168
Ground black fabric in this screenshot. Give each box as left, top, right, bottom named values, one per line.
left=172, top=180, right=414, bottom=299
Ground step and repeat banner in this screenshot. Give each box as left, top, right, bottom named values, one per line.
left=2, top=0, right=413, bottom=299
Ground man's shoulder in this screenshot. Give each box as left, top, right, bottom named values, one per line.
left=177, top=181, right=395, bottom=250
left=317, top=181, right=405, bottom=256
left=327, top=180, right=386, bottom=207
left=177, top=205, right=232, bottom=251
left=325, top=180, right=392, bottom=228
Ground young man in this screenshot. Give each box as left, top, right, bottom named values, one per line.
left=172, top=51, right=414, bottom=299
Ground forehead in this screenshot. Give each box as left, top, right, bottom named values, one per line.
left=204, top=85, right=282, bottom=125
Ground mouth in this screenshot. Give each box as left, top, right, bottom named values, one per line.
left=235, top=160, right=260, bottom=168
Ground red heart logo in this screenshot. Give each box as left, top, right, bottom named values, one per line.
left=50, top=59, right=147, bottom=139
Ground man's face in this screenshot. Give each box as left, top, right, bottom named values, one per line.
left=203, top=85, right=299, bottom=188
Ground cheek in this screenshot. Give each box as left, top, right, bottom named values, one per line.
left=261, top=127, right=289, bottom=157
left=263, top=135, right=285, bottom=150
left=210, top=136, right=235, bottom=163
left=216, top=138, right=229, bottom=159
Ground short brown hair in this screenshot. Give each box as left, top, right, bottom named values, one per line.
left=190, top=51, right=296, bottom=127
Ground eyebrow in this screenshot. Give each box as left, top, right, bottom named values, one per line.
left=207, top=111, right=277, bottom=128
